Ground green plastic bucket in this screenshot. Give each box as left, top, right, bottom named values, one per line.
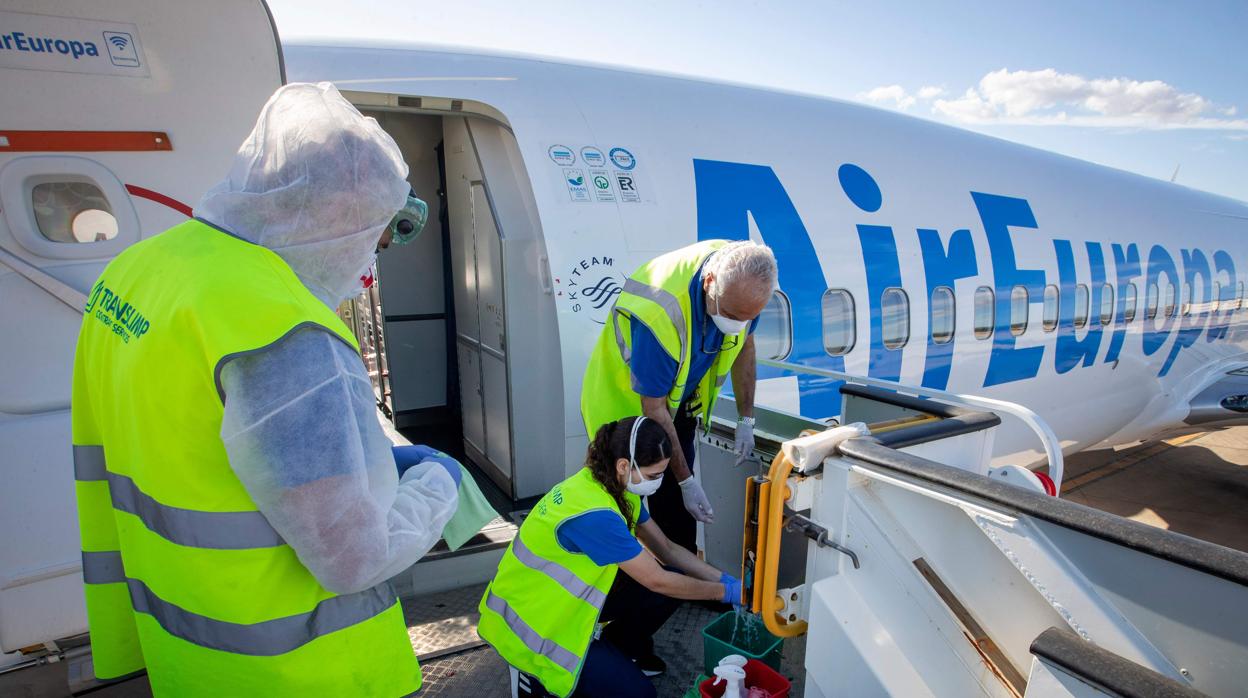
left=701, top=611, right=783, bottom=676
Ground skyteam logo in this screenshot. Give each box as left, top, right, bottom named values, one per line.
left=86, top=280, right=151, bottom=344
left=557, top=255, right=625, bottom=324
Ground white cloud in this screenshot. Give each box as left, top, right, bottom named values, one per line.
left=931, top=68, right=1248, bottom=131
left=857, top=84, right=915, bottom=110
left=917, top=85, right=945, bottom=100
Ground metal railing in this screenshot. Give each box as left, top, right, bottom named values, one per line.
left=757, top=358, right=1065, bottom=487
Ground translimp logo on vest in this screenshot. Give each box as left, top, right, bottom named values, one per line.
left=86, top=280, right=151, bottom=344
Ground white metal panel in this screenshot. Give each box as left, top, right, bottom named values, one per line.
left=0, top=411, right=83, bottom=651
left=472, top=184, right=506, bottom=356
left=482, top=353, right=512, bottom=471
left=457, top=341, right=485, bottom=455
left=0, top=0, right=282, bottom=651
left=385, top=320, right=448, bottom=412
left=446, top=118, right=481, bottom=343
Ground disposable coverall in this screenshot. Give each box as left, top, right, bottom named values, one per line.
left=200, top=82, right=458, bottom=595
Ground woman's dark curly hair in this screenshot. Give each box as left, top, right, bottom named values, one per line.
left=585, top=416, right=671, bottom=529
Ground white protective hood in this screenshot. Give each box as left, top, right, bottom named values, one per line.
left=197, top=82, right=409, bottom=305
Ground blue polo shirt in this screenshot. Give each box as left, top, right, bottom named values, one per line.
left=556, top=504, right=651, bottom=566
left=629, top=261, right=759, bottom=403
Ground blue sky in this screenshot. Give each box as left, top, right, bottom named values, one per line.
left=270, top=0, right=1247, bottom=202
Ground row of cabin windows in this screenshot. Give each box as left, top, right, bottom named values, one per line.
left=751, top=280, right=1248, bottom=360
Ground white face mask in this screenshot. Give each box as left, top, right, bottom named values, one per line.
left=708, top=283, right=749, bottom=335
left=624, top=417, right=664, bottom=497
left=710, top=312, right=748, bottom=336
left=626, top=461, right=663, bottom=497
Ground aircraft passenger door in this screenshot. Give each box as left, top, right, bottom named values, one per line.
left=0, top=1, right=282, bottom=655
left=446, top=117, right=514, bottom=493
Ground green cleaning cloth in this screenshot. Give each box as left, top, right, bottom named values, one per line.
left=442, top=463, right=500, bottom=551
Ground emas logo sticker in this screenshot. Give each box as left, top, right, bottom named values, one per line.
left=86, top=280, right=151, bottom=344
left=557, top=255, right=626, bottom=325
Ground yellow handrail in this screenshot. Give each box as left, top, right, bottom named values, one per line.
left=757, top=449, right=807, bottom=638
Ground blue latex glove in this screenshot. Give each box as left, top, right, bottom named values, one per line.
left=392, top=444, right=442, bottom=476
left=720, top=571, right=743, bottom=606
left=423, top=455, right=463, bottom=488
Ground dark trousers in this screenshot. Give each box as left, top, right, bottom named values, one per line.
left=645, top=403, right=699, bottom=554
left=517, top=571, right=681, bottom=698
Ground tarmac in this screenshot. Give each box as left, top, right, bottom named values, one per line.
left=1059, top=427, right=1248, bottom=553
left=8, top=426, right=1247, bottom=698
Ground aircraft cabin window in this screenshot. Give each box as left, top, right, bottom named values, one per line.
left=1181, top=283, right=1192, bottom=316
left=1099, top=283, right=1114, bottom=325
left=930, top=286, right=955, bottom=344
left=1122, top=283, right=1138, bottom=323
left=31, top=182, right=119, bottom=243
left=822, top=289, right=856, bottom=356
left=1239, top=281, right=1245, bottom=310
left=1163, top=283, right=1177, bottom=318
left=1146, top=283, right=1159, bottom=320
left=1010, top=286, right=1028, bottom=336
left=881, top=288, right=910, bottom=350
left=754, top=291, right=792, bottom=360
left=1214, top=282, right=1222, bottom=312
left=1074, top=284, right=1090, bottom=329
left=974, top=286, right=994, bottom=340
left=1042, top=285, right=1059, bottom=332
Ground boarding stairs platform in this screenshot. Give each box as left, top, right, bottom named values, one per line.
left=697, top=360, right=1248, bottom=698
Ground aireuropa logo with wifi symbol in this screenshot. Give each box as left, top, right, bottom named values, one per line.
left=102, top=31, right=139, bottom=68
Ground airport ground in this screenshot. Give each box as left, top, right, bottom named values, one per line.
left=7, top=426, right=1247, bottom=697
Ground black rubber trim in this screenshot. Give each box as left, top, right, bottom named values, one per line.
left=841, top=384, right=1002, bottom=448
left=837, top=436, right=1248, bottom=587
left=259, top=0, right=287, bottom=84
left=1030, top=626, right=1207, bottom=697
left=384, top=313, right=446, bottom=323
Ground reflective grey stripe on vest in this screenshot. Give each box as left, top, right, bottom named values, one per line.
left=73, top=445, right=107, bottom=482
left=107, top=471, right=285, bottom=550
left=124, top=577, right=397, bottom=656
left=82, top=550, right=126, bottom=584
left=622, top=279, right=687, bottom=361
left=510, top=536, right=608, bottom=609
left=484, top=590, right=580, bottom=675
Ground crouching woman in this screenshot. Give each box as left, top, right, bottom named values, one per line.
left=478, top=416, right=741, bottom=697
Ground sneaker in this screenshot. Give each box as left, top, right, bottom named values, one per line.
left=632, top=653, right=667, bottom=677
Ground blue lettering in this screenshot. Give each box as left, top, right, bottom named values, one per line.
left=918, top=228, right=976, bottom=389
left=1207, top=250, right=1235, bottom=342
left=1054, top=241, right=1106, bottom=373
left=859, top=224, right=902, bottom=382
left=1105, top=243, right=1141, bottom=364
left=971, top=192, right=1046, bottom=386
left=693, top=159, right=841, bottom=417
left=1143, top=245, right=1179, bottom=357
left=1160, top=249, right=1211, bottom=376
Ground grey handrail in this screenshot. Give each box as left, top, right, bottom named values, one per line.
left=757, top=358, right=1065, bottom=488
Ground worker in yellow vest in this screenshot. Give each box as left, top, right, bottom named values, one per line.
left=581, top=241, right=777, bottom=553
left=70, top=83, right=459, bottom=696
left=478, top=417, right=743, bottom=697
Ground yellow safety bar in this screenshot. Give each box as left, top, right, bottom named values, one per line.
left=752, top=438, right=814, bottom=638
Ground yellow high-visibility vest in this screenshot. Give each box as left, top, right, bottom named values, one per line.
left=477, top=468, right=641, bottom=697
left=71, top=218, right=419, bottom=696
left=581, top=240, right=748, bottom=437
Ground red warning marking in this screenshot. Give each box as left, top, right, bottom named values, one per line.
left=125, top=184, right=193, bottom=217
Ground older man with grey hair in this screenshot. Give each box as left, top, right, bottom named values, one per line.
left=582, top=239, right=778, bottom=560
